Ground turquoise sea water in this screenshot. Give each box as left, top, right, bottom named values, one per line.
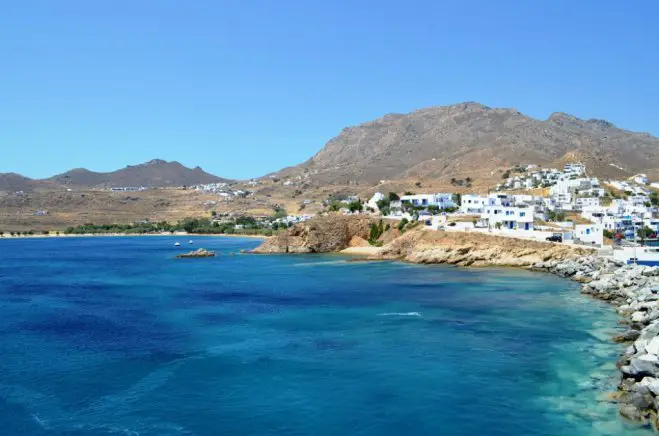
left=0, top=236, right=650, bottom=435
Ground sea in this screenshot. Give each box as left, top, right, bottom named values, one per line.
left=0, top=236, right=651, bottom=435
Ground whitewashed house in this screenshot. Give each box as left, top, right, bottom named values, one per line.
left=564, top=163, right=586, bottom=176
left=487, top=193, right=514, bottom=207
left=633, top=174, right=649, bottom=185
left=574, top=223, right=604, bottom=246
left=367, top=192, right=386, bottom=211
left=401, top=193, right=456, bottom=209
left=481, top=205, right=534, bottom=231
left=460, top=195, right=487, bottom=214
left=575, top=197, right=600, bottom=208
left=629, top=195, right=650, bottom=207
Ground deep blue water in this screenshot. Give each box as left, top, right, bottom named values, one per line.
left=0, top=236, right=649, bottom=435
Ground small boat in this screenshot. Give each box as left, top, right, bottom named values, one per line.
left=174, top=242, right=181, bottom=247
left=614, top=246, right=659, bottom=266
left=188, top=240, right=194, bottom=244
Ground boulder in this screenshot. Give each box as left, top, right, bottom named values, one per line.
left=614, top=330, right=641, bottom=343
left=622, top=356, right=659, bottom=379
left=646, top=336, right=659, bottom=356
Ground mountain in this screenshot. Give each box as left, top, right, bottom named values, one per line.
left=0, top=173, right=39, bottom=192
left=0, top=160, right=229, bottom=192
left=48, top=159, right=228, bottom=188
left=278, top=102, right=659, bottom=185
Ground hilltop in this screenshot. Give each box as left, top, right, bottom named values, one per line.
left=275, top=102, right=659, bottom=185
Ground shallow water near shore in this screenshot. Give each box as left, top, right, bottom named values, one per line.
left=0, top=236, right=651, bottom=435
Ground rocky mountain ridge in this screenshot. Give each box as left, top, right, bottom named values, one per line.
left=277, top=102, right=659, bottom=185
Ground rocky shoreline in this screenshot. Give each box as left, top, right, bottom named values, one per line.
left=253, top=214, right=659, bottom=428
left=534, top=256, right=659, bottom=428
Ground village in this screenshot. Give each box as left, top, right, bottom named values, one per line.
left=260, top=163, right=659, bottom=253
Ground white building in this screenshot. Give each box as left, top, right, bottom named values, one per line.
left=460, top=195, right=487, bottom=214
left=367, top=192, right=386, bottom=211
left=574, top=223, right=604, bottom=246
left=401, top=193, right=456, bottom=209
left=481, top=205, right=534, bottom=231
left=487, top=193, right=514, bottom=207
left=629, top=195, right=650, bottom=207
left=575, top=197, right=600, bottom=208
left=633, top=174, right=649, bottom=185
left=564, top=163, right=586, bottom=176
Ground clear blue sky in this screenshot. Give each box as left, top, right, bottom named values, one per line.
left=1, top=0, right=657, bottom=180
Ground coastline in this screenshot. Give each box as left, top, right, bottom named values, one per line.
left=251, top=214, right=659, bottom=427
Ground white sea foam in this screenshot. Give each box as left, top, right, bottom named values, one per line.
left=378, top=312, right=422, bottom=317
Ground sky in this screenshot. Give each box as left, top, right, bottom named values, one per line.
left=1, top=0, right=657, bottom=180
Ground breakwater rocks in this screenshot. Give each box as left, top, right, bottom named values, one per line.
left=536, top=256, right=659, bottom=428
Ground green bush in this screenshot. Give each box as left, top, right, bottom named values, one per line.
left=347, top=201, right=363, bottom=213
left=397, top=218, right=409, bottom=232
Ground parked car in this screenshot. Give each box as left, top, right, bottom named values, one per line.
left=546, top=234, right=562, bottom=243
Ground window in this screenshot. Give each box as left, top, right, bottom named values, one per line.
left=520, top=212, right=526, bottom=217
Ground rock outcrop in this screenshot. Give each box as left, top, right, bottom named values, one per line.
left=374, top=230, right=593, bottom=266
left=176, top=248, right=215, bottom=258
left=252, top=214, right=379, bottom=253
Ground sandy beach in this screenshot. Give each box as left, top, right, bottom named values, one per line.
left=339, top=246, right=383, bottom=256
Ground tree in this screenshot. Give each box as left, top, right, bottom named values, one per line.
left=327, top=201, right=342, bottom=212
left=274, top=207, right=287, bottom=219
left=235, top=216, right=257, bottom=227
left=495, top=222, right=503, bottom=230
left=42, top=230, right=49, bottom=235
left=211, top=211, right=217, bottom=217
left=502, top=170, right=510, bottom=179
left=426, top=205, right=440, bottom=215
left=404, top=191, right=415, bottom=196
left=651, top=192, right=659, bottom=206
left=452, top=193, right=462, bottom=206
left=369, top=222, right=382, bottom=244
left=388, top=192, right=400, bottom=202
left=347, top=201, right=363, bottom=213
left=376, top=199, right=391, bottom=216
left=0, top=231, right=3, bottom=237
left=638, top=226, right=655, bottom=244
left=465, top=177, right=473, bottom=184
left=397, top=218, right=409, bottom=232
left=415, top=181, right=422, bottom=188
